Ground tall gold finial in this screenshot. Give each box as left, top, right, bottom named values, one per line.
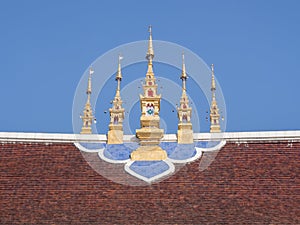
left=80, top=67, right=95, bottom=134
left=210, top=64, right=221, bottom=133
left=107, top=57, right=125, bottom=144
left=177, top=53, right=193, bottom=144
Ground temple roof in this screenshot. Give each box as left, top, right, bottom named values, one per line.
left=0, top=131, right=299, bottom=224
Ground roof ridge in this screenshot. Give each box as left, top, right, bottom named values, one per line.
left=0, top=130, right=300, bottom=143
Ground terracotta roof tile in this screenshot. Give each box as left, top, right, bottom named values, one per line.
left=1, top=140, right=299, bottom=224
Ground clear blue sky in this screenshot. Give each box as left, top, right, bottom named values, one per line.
left=0, top=0, right=299, bottom=133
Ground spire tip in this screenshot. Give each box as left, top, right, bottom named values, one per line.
left=146, top=25, right=154, bottom=61
left=181, top=53, right=187, bottom=80
left=89, top=67, right=94, bottom=76
left=116, top=54, right=122, bottom=80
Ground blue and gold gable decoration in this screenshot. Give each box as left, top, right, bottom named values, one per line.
left=75, top=27, right=225, bottom=184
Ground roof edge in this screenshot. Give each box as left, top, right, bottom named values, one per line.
left=0, top=130, right=300, bottom=143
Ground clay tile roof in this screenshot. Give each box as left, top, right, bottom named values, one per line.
left=0, top=131, right=299, bottom=224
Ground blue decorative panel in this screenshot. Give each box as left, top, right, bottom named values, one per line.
left=129, top=161, right=170, bottom=179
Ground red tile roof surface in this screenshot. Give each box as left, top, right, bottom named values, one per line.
left=1, top=141, right=299, bottom=224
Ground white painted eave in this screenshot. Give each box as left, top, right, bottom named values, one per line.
left=0, top=130, right=299, bottom=143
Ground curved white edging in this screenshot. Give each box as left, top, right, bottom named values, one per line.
left=74, top=142, right=105, bottom=153
left=97, top=149, right=131, bottom=164
left=195, top=140, right=226, bottom=152
left=168, top=149, right=202, bottom=163
left=124, top=159, right=175, bottom=183
left=1, top=131, right=300, bottom=143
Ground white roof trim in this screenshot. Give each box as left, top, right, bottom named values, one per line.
left=0, top=130, right=299, bottom=143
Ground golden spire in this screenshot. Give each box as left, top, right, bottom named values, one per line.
left=80, top=67, right=95, bottom=134
left=131, top=25, right=167, bottom=160
left=107, top=56, right=125, bottom=144
left=146, top=25, right=154, bottom=77
left=210, top=64, right=221, bottom=133
left=177, top=54, right=193, bottom=144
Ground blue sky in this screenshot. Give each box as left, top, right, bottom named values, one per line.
left=0, top=0, right=299, bottom=133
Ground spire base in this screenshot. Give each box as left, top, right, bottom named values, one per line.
left=210, top=125, right=221, bottom=133
left=177, top=123, right=193, bottom=144
left=107, top=126, right=124, bottom=144
left=80, top=127, right=92, bottom=135
left=133, top=126, right=166, bottom=161
left=131, top=145, right=167, bottom=161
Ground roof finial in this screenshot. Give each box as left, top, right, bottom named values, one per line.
left=107, top=57, right=125, bottom=144
left=210, top=63, right=221, bottom=133
left=80, top=67, right=95, bottom=134
left=146, top=25, right=154, bottom=62
left=177, top=53, right=193, bottom=144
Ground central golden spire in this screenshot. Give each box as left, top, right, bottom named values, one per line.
left=131, top=26, right=167, bottom=161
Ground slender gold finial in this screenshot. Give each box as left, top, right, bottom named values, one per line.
left=210, top=63, right=221, bottom=133
left=80, top=67, right=95, bottom=134
left=177, top=53, right=193, bottom=144
left=107, top=56, right=125, bottom=144
left=146, top=25, right=154, bottom=62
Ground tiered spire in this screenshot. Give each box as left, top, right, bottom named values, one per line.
left=131, top=26, right=166, bottom=161
left=210, top=64, right=221, bottom=132
left=107, top=55, right=125, bottom=144
left=80, top=68, right=95, bottom=134
left=177, top=54, right=193, bottom=144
